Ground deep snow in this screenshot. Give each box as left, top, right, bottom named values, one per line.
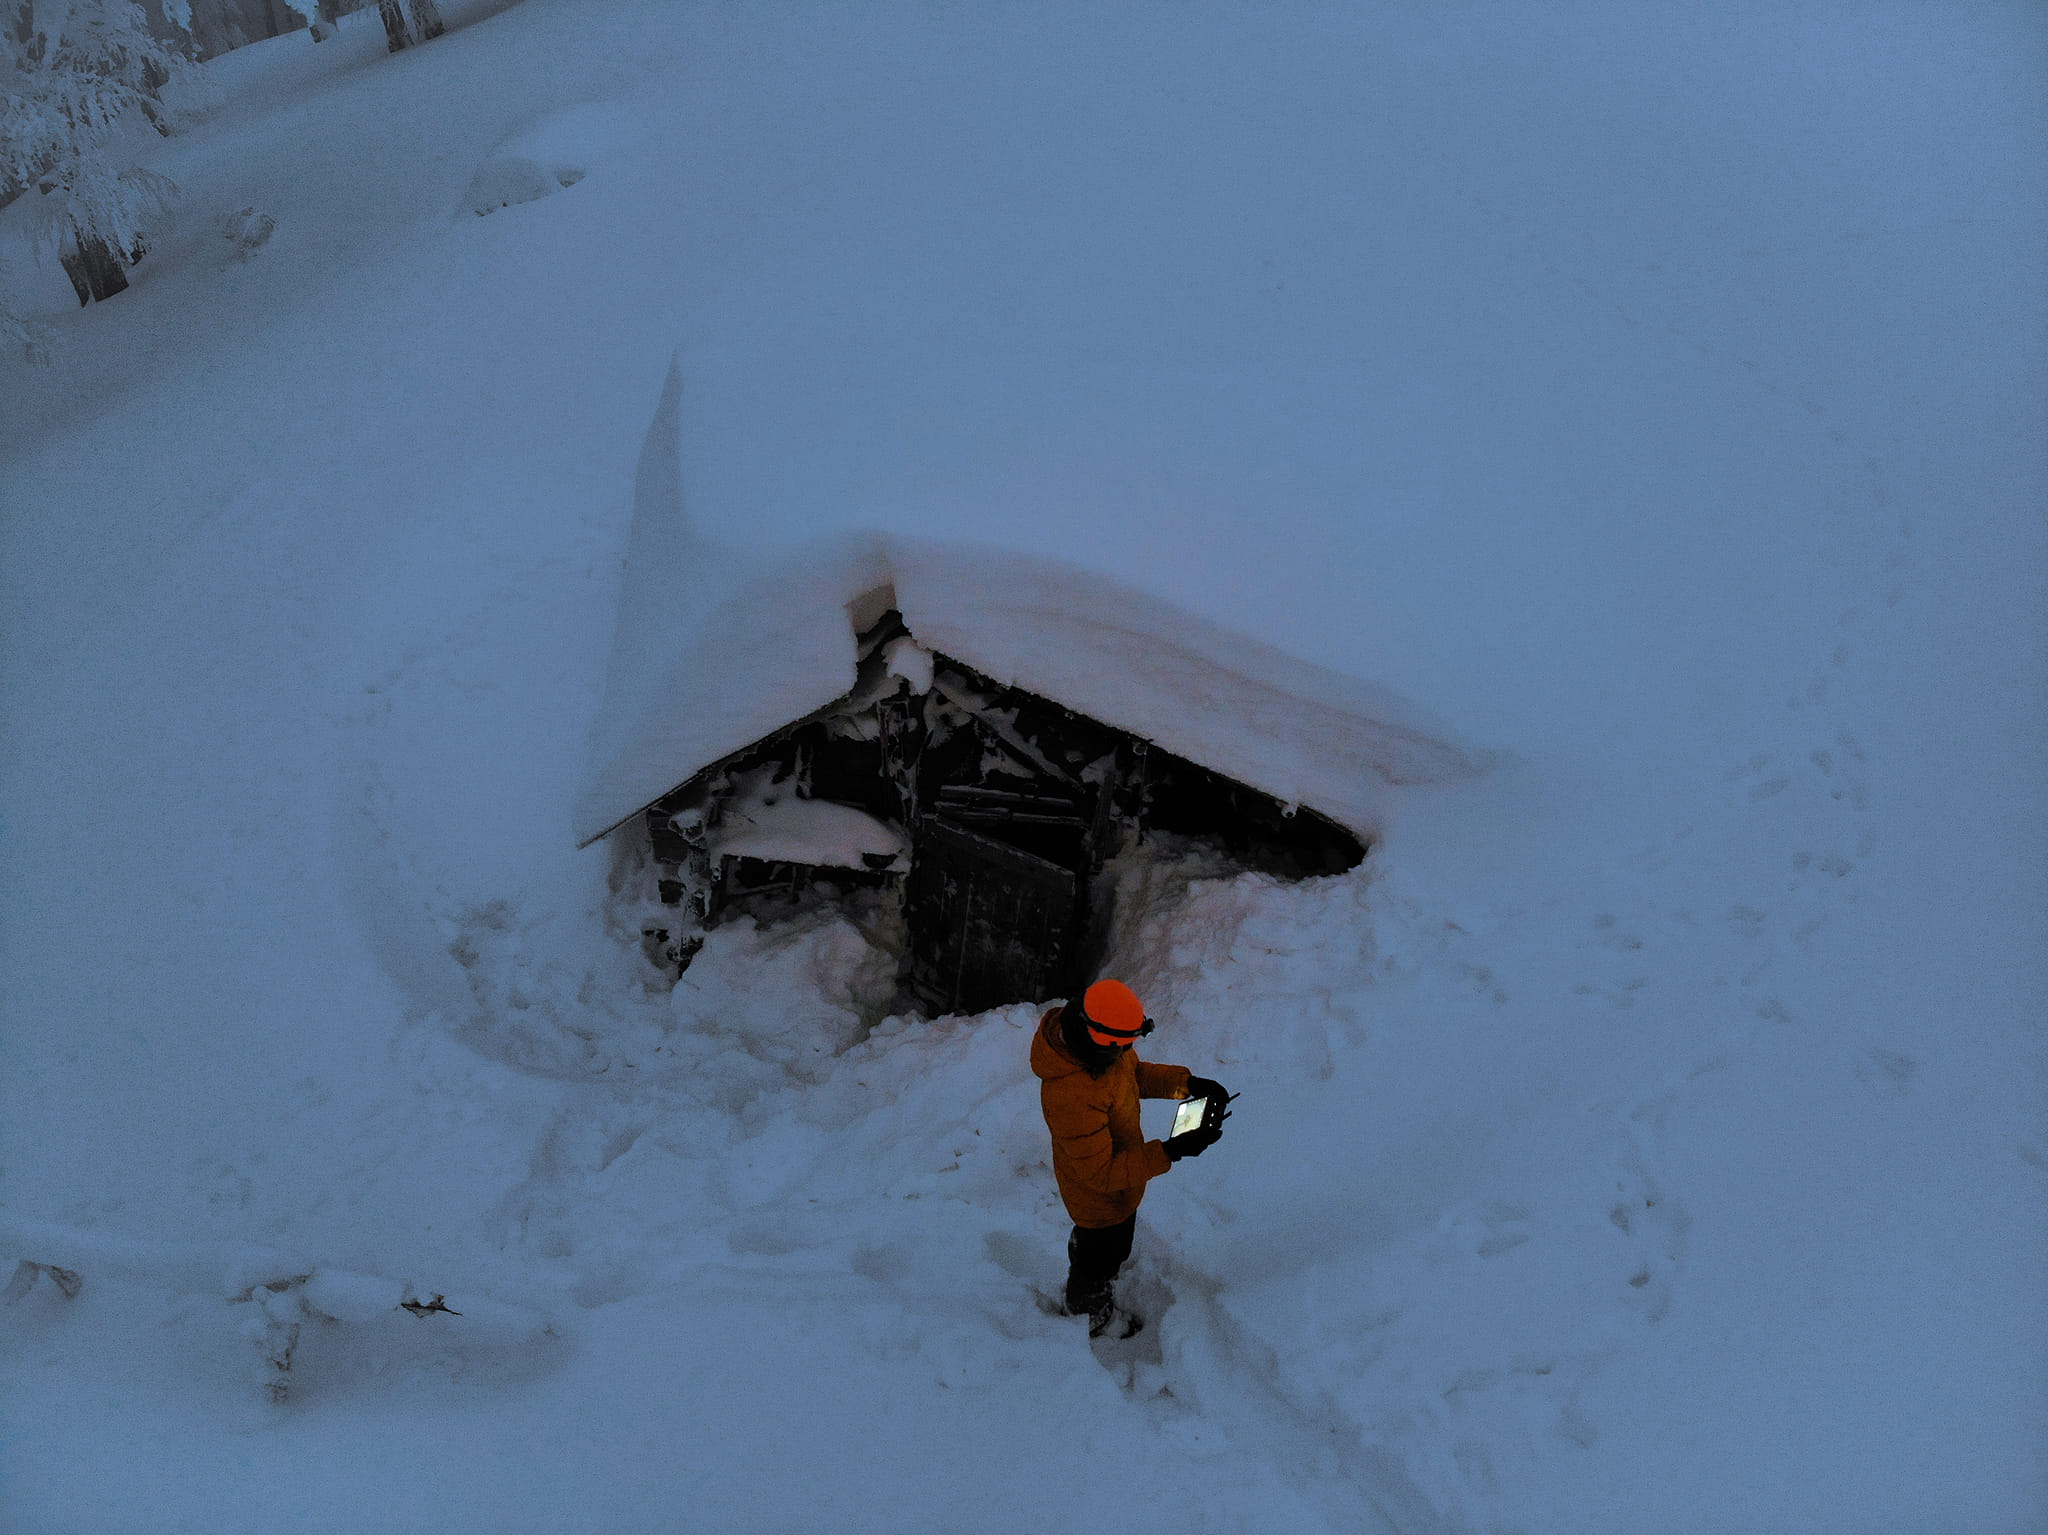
left=2, top=2, right=2045, bottom=1532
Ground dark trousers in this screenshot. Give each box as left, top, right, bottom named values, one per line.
left=1065, top=1215, right=1136, bottom=1316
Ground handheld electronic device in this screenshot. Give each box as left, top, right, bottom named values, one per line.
left=1170, top=1095, right=1209, bottom=1138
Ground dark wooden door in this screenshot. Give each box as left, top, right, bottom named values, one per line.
left=905, top=817, right=1079, bottom=1016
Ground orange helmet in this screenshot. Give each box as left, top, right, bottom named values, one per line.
left=1079, top=979, right=1152, bottom=1049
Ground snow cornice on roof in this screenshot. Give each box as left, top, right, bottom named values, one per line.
left=573, top=359, right=1491, bottom=848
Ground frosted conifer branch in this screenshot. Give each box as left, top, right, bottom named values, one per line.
left=0, top=0, right=192, bottom=269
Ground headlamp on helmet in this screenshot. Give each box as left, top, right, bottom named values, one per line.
left=1078, top=979, right=1153, bottom=1049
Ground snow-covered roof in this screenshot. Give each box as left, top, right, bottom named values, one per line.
left=574, top=360, right=1489, bottom=846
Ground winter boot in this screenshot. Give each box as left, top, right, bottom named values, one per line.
left=1087, top=1298, right=1144, bottom=1341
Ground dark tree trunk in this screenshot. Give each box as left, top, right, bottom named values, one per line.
left=59, top=235, right=131, bottom=305
left=379, top=0, right=441, bottom=51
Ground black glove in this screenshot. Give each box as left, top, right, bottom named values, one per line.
left=1166, top=1076, right=1233, bottom=1161
left=1184, top=1075, right=1228, bottom=1107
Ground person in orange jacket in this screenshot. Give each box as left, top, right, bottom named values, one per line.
left=1030, top=978, right=1229, bottom=1338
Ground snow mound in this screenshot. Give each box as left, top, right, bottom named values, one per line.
left=460, top=102, right=636, bottom=218
left=670, top=911, right=900, bottom=1096
left=706, top=777, right=909, bottom=870
left=300, top=1269, right=407, bottom=1324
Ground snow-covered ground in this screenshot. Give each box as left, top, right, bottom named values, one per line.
left=3, top=3, right=2044, bottom=1530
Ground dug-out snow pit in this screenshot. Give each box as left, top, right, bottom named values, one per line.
left=462, top=103, right=636, bottom=218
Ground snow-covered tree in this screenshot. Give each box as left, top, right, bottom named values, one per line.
left=0, top=0, right=190, bottom=303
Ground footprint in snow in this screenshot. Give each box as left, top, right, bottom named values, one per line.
left=1439, top=1199, right=1532, bottom=1261
left=1570, top=977, right=1645, bottom=1010
left=1087, top=1253, right=1173, bottom=1401
left=1452, top=1440, right=1500, bottom=1494
left=1587, top=914, right=1646, bottom=951
left=1724, top=905, right=1767, bottom=940
left=1853, top=1048, right=1916, bottom=1100
left=1454, top=961, right=1509, bottom=1005
left=1607, top=1105, right=1688, bottom=1325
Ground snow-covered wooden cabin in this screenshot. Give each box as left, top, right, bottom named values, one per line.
left=575, top=362, right=1485, bottom=1016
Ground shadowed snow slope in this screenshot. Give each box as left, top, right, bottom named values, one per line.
left=1, top=1, right=2044, bottom=1532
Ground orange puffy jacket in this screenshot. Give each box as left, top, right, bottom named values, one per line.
left=1031, top=1005, right=1192, bottom=1229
